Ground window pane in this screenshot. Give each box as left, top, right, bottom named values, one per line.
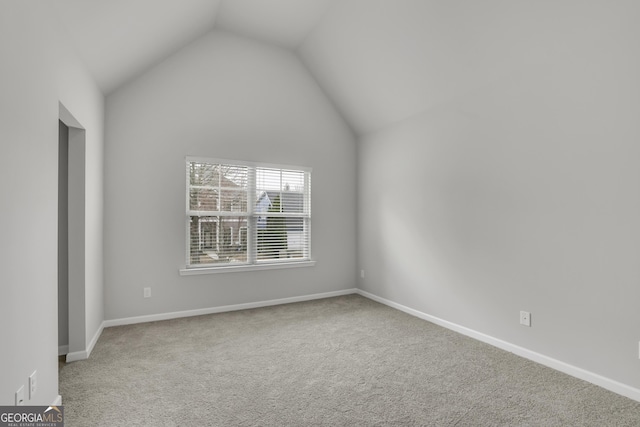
left=255, top=169, right=307, bottom=216
left=281, top=170, right=305, bottom=192
left=256, top=168, right=305, bottom=192
left=256, top=168, right=281, bottom=192
left=257, top=214, right=289, bottom=260
left=257, top=216, right=308, bottom=261
left=189, top=187, right=217, bottom=211
left=189, top=215, right=248, bottom=265
left=189, top=162, right=248, bottom=212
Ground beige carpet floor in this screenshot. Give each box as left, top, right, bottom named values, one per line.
left=59, top=294, right=640, bottom=426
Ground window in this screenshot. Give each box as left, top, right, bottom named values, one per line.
left=183, top=157, right=312, bottom=273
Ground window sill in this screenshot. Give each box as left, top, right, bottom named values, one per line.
left=179, top=260, right=316, bottom=276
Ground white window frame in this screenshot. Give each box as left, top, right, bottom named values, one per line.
left=180, top=157, right=315, bottom=275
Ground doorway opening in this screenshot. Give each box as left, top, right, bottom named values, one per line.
left=58, top=103, right=86, bottom=363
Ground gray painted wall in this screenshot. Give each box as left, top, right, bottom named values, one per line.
left=104, top=30, right=357, bottom=320
left=300, top=0, right=640, bottom=394
left=356, top=4, right=640, bottom=391
left=0, top=2, right=104, bottom=405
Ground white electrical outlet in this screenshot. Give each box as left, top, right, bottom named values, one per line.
left=360, top=270, right=365, bottom=279
left=144, top=287, right=151, bottom=298
left=29, top=371, right=37, bottom=399
left=15, top=385, right=24, bottom=406
left=520, top=311, right=531, bottom=327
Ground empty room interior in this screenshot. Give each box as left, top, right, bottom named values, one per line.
left=1, top=0, right=640, bottom=424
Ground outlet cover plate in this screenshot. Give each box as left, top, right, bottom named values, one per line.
left=29, top=370, right=37, bottom=399
left=15, top=385, right=24, bottom=406
left=520, top=311, right=531, bottom=327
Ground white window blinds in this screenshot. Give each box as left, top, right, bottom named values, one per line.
left=186, top=158, right=311, bottom=269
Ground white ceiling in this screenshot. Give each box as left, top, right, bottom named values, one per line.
left=55, top=0, right=336, bottom=95
left=54, top=0, right=551, bottom=135
left=55, top=0, right=221, bottom=95
left=215, top=0, right=338, bottom=49
left=299, top=0, right=548, bottom=135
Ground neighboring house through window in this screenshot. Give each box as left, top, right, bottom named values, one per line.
left=184, top=157, right=311, bottom=272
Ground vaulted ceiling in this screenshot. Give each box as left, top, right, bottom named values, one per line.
left=54, top=0, right=571, bottom=135
left=55, top=0, right=338, bottom=94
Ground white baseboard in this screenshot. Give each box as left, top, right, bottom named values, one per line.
left=58, top=345, right=68, bottom=356
left=68, top=289, right=356, bottom=363
left=52, top=395, right=62, bottom=406
left=65, top=350, right=87, bottom=363
left=65, top=321, right=105, bottom=362
left=61, top=287, right=640, bottom=403
left=86, top=321, right=105, bottom=358
left=104, top=288, right=358, bottom=328
left=355, top=289, right=640, bottom=403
